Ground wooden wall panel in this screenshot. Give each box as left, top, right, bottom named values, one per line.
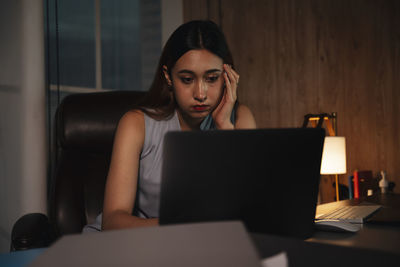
left=183, top=0, right=220, bottom=24
left=183, top=0, right=400, bottom=202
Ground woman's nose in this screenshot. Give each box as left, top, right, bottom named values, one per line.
left=193, top=81, right=207, bottom=102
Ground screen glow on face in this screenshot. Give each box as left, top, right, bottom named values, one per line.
left=169, top=49, right=225, bottom=126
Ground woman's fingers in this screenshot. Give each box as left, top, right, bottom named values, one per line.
left=223, top=71, right=232, bottom=95
left=224, top=64, right=239, bottom=84
left=223, top=64, right=238, bottom=100
left=212, top=65, right=240, bottom=129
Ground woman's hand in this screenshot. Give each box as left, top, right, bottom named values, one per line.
left=212, top=64, right=240, bottom=129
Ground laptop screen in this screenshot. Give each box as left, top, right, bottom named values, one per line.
left=159, top=128, right=325, bottom=239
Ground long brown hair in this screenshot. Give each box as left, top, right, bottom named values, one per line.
left=139, top=20, right=234, bottom=120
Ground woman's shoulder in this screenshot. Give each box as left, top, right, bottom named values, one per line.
left=120, top=109, right=144, bottom=122
left=235, top=103, right=257, bottom=129
left=236, top=103, right=252, bottom=115
left=117, top=109, right=145, bottom=135
left=110, top=109, right=146, bottom=152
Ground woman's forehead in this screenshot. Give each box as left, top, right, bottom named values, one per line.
left=173, top=49, right=223, bottom=73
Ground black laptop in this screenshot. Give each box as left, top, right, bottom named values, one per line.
left=159, top=128, right=325, bottom=239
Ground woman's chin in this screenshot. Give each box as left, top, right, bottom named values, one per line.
left=177, top=108, right=213, bottom=126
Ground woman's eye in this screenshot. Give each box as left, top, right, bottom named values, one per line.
left=180, top=77, right=193, bottom=84
left=206, top=75, right=219, bottom=83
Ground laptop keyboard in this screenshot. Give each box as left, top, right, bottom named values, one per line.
left=315, top=205, right=381, bottom=223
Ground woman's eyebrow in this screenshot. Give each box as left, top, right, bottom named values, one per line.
left=177, top=69, right=194, bottom=74
left=177, top=69, right=222, bottom=75
left=205, top=69, right=222, bottom=74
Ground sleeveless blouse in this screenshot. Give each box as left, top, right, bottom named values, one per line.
left=134, top=111, right=180, bottom=218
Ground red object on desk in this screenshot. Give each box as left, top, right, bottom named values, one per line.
left=353, top=170, right=376, bottom=199
left=353, top=171, right=360, bottom=199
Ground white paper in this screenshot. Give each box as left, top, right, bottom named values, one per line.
left=261, top=251, right=288, bottom=267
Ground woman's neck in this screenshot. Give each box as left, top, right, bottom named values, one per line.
left=176, top=109, right=203, bottom=131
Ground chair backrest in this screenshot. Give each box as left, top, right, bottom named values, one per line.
left=49, top=90, right=146, bottom=236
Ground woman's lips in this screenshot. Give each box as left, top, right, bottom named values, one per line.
left=192, top=105, right=209, bottom=111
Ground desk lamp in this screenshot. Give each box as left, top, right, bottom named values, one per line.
left=320, top=136, right=347, bottom=201
left=303, top=112, right=347, bottom=201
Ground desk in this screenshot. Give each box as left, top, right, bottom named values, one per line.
left=252, top=232, right=400, bottom=267
left=2, top=194, right=400, bottom=266
left=252, top=193, right=400, bottom=266
left=309, top=193, right=400, bottom=255
left=3, top=225, right=399, bottom=267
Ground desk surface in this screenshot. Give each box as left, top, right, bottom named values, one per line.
left=252, top=193, right=400, bottom=266
left=2, top=194, right=399, bottom=267
left=308, top=193, right=400, bottom=255
left=252, top=231, right=400, bottom=267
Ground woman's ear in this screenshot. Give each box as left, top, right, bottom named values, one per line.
left=162, top=65, right=172, bottom=87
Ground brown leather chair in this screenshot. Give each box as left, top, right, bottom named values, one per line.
left=11, top=90, right=146, bottom=251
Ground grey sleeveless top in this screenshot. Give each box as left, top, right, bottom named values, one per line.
left=134, top=111, right=181, bottom=218
left=82, top=106, right=236, bottom=233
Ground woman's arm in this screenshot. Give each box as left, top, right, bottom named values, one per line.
left=102, top=110, right=158, bottom=230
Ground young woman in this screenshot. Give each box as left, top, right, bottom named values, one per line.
left=83, top=20, right=256, bottom=232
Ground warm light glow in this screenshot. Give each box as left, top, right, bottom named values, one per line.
left=320, top=136, right=347, bottom=174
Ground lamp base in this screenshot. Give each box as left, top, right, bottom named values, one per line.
left=335, top=174, right=340, bottom=201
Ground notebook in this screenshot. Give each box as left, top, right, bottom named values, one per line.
left=159, top=128, right=325, bottom=239
left=30, top=221, right=262, bottom=267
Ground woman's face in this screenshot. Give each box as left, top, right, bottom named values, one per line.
left=165, top=49, right=225, bottom=129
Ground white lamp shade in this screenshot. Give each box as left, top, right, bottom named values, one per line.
left=320, top=136, right=347, bottom=174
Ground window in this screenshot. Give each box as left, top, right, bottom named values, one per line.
left=45, top=0, right=162, bottom=185
left=46, top=0, right=161, bottom=94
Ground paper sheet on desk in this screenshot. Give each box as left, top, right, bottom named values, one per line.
left=261, top=252, right=288, bottom=267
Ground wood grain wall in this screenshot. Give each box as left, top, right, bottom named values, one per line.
left=183, top=0, right=400, bottom=202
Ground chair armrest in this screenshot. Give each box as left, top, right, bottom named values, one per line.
left=11, top=213, right=56, bottom=251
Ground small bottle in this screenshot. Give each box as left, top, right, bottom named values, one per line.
left=367, top=189, right=373, bottom=196
left=379, top=171, right=389, bottom=194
